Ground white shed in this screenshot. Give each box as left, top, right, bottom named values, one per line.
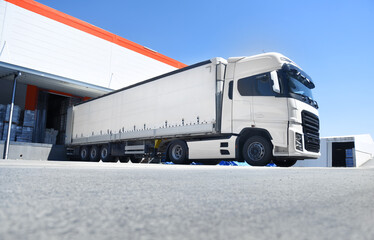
left=295, top=134, right=374, bottom=167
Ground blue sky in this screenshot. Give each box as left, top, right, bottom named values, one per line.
left=37, top=0, right=374, bottom=138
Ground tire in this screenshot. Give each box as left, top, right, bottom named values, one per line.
left=273, top=159, right=297, bottom=167
left=80, top=146, right=89, bottom=161
left=119, top=156, right=130, bottom=163
left=242, top=136, right=272, bottom=166
left=130, top=155, right=142, bottom=163
left=100, top=145, right=114, bottom=162
left=168, top=140, right=190, bottom=164
left=89, top=146, right=100, bottom=162
left=198, top=160, right=221, bottom=165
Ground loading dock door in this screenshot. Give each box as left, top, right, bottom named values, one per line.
left=332, top=142, right=355, bottom=167
left=35, top=91, right=81, bottom=145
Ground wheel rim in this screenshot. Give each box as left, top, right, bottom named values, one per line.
left=101, top=148, right=108, bottom=159
left=171, top=145, right=183, bottom=160
left=247, top=142, right=265, bottom=161
left=81, top=148, right=87, bottom=159
left=90, top=148, right=97, bottom=159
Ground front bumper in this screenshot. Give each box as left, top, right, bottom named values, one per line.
left=288, top=123, right=320, bottom=159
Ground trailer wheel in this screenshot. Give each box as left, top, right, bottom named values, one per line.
left=273, top=159, right=297, bottom=167
left=89, top=146, right=100, bottom=162
left=129, top=155, right=142, bottom=163
left=80, top=146, right=89, bottom=161
left=100, top=145, right=114, bottom=162
left=119, top=156, right=130, bottom=163
left=242, top=136, right=272, bottom=166
left=168, top=140, right=190, bottom=164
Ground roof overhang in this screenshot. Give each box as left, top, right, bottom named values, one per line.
left=0, top=61, right=112, bottom=98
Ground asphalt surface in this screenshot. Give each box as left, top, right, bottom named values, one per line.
left=0, top=160, right=373, bottom=240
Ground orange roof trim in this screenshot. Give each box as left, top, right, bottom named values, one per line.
left=5, top=0, right=187, bottom=69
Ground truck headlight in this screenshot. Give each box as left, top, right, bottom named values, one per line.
left=295, top=133, right=303, bottom=151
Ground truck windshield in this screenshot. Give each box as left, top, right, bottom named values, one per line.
left=287, top=69, right=314, bottom=100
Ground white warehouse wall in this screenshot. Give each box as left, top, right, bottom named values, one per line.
left=0, top=0, right=182, bottom=91
left=354, top=135, right=374, bottom=166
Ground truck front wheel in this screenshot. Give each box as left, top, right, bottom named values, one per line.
left=168, top=140, right=190, bottom=164
left=273, top=159, right=297, bottom=167
left=242, top=136, right=272, bottom=166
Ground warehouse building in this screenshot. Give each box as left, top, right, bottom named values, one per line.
left=0, top=0, right=186, bottom=159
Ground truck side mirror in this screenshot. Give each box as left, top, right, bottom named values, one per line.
left=270, top=70, right=281, bottom=94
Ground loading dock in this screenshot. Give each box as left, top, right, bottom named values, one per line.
left=0, top=0, right=185, bottom=159
left=332, top=142, right=355, bottom=167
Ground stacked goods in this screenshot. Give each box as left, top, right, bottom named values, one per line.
left=0, top=105, right=4, bottom=140
left=5, top=104, right=21, bottom=124
left=23, top=110, right=36, bottom=127
left=0, top=104, right=5, bottom=122
left=0, top=106, right=37, bottom=143
left=44, top=128, right=58, bottom=144
left=345, top=149, right=354, bottom=167
left=2, top=123, right=17, bottom=141
left=2, top=104, right=20, bottom=141
left=15, top=126, right=22, bottom=141
left=17, top=126, right=34, bottom=142
left=16, top=110, right=36, bottom=142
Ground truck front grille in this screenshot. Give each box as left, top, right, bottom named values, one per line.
left=301, top=111, right=320, bottom=153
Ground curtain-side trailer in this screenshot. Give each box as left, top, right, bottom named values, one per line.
left=66, top=52, right=320, bottom=167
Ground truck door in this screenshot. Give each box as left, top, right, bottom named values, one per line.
left=251, top=72, right=288, bottom=148
left=232, top=76, right=255, bottom=134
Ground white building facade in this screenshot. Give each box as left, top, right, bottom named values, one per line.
left=0, top=0, right=185, bottom=158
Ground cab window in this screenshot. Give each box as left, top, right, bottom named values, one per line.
left=238, top=73, right=276, bottom=96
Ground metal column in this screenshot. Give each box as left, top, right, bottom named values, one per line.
left=3, top=72, right=21, bottom=159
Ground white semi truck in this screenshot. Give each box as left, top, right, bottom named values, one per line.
left=65, top=52, right=320, bottom=167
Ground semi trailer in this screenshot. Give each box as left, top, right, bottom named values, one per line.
left=65, top=52, right=320, bottom=167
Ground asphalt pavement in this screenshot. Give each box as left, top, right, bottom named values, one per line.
left=0, top=160, right=373, bottom=240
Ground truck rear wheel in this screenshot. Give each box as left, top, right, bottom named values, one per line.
left=80, top=146, right=89, bottom=161
left=198, top=159, right=221, bottom=165
left=168, top=140, right=190, bottom=164
left=119, top=156, right=130, bottom=163
left=89, top=146, right=100, bottom=162
left=100, top=145, right=114, bottom=162
left=130, top=155, right=142, bottom=163
left=273, top=159, right=297, bottom=167
left=242, top=136, right=272, bottom=166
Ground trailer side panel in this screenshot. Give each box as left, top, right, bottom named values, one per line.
left=70, top=61, right=218, bottom=144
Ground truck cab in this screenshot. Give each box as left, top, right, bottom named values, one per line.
left=219, top=53, right=320, bottom=166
